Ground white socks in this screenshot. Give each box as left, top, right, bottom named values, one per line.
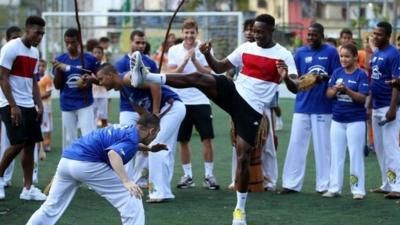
left=146, top=73, right=166, bottom=84
left=235, top=191, right=248, bottom=211
left=182, top=163, right=193, bottom=178
left=204, top=162, right=214, bottom=178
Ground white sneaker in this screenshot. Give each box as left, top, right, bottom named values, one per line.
left=275, top=117, right=283, bottom=131
left=232, top=208, right=247, bottom=225
left=130, top=51, right=148, bottom=87
left=353, top=194, right=365, bottom=200
left=322, top=191, right=339, bottom=198
left=19, top=185, right=47, bottom=201
left=0, top=177, right=5, bottom=200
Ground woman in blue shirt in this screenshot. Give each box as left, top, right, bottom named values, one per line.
left=324, top=44, right=369, bottom=200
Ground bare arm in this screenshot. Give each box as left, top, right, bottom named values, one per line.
left=326, top=86, right=338, bottom=98
left=149, top=84, right=161, bottom=115
left=199, top=41, right=234, bottom=73
left=191, top=53, right=212, bottom=74
left=41, top=90, right=52, bottom=100
left=276, top=60, right=298, bottom=94
left=385, top=88, right=398, bottom=122
left=107, top=150, right=143, bottom=198
left=32, top=77, right=43, bottom=121
left=52, top=60, right=65, bottom=90
left=0, top=66, right=21, bottom=125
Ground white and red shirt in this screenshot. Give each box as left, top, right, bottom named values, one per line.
left=0, top=38, right=39, bottom=108
left=227, top=42, right=297, bottom=113
left=168, top=41, right=211, bottom=105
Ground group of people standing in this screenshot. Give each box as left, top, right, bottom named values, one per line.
left=0, top=11, right=400, bottom=225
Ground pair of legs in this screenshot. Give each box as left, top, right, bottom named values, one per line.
left=282, top=113, right=332, bottom=192
left=371, top=107, right=400, bottom=196
left=325, top=121, right=365, bottom=198
left=178, top=104, right=216, bottom=188
left=0, top=122, right=13, bottom=185
left=62, top=105, right=96, bottom=149
left=27, top=158, right=144, bottom=225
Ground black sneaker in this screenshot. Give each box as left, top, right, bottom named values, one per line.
left=203, top=176, right=220, bottom=190
left=177, top=175, right=195, bottom=189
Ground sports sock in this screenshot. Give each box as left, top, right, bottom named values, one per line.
left=235, top=191, right=248, bottom=212
left=182, top=163, right=192, bottom=178
left=146, top=73, right=166, bottom=84
left=204, top=162, right=214, bottom=178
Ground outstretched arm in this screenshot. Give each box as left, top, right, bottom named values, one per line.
left=108, top=150, right=143, bottom=198
left=199, top=41, right=234, bottom=74
left=276, top=60, right=298, bottom=93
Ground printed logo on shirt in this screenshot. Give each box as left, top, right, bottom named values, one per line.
left=318, top=56, right=328, bottom=60
left=371, top=65, right=382, bottom=80
left=120, top=149, right=125, bottom=156
left=307, top=65, right=328, bottom=76
left=65, top=73, right=82, bottom=88
left=305, top=56, right=312, bottom=63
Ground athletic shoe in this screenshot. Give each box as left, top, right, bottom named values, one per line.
left=0, top=178, right=5, bottom=200
left=203, top=175, right=220, bottom=190
left=4, top=180, right=11, bottom=188
left=275, top=117, right=283, bottom=131
left=322, top=191, right=340, bottom=198
left=228, top=182, right=235, bottom=190
left=384, top=191, right=400, bottom=199
left=370, top=187, right=390, bottom=194
left=232, top=208, right=246, bottom=225
left=176, top=175, right=195, bottom=189
left=353, top=194, right=365, bottom=200
left=19, top=185, right=47, bottom=201
left=130, top=51, right=148, bottom=87
left=277, top=188, right=298, bottom=195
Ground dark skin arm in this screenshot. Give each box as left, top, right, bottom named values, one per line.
left=0, top=66, right=21, bottom=125
left=32, top=77, right=44, bottom=122
left=52, top=60, right=66, bottom=90
left=276, top=59, right=298, bottom=94
left=199, top=40, right=234, bottom=74
left=326, top=83, right=367, bottom=103
left=385, top=88, right=398, bottom=122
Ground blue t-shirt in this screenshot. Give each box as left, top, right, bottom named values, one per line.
left=329, top=68, right=369, bottom=123
left=53, top=52, right=100, bottom=111
left=294, top=44, right=341, bottom=114
left=370, top=45, right=400, bottom=109
left=119, top=73, right=181, bottom=112
left=62, top=124, right=139, bottom=166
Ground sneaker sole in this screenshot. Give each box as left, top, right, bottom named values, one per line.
left=177, top=183, right=195, bottom=189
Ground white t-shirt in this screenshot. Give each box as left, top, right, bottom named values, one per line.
left=167, top=42, right=210, bottom=105
left=0, top=38, right=39, bottom=108
left=227, top=42, right=297, bottom=113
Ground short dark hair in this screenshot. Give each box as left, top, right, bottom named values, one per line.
left=182, top=18, right=198, bottom=31
left=39, top=59, right=46, bottom=64
left=130, top=30, right=145, bottom=41
left=99, top=36, right=110, bottom=43
left=64, top=28, right=79, bottom=38
left=340, top=43, right=358, bottom=57
left=243, top=19, right=255, bottom=30
left=25, top=16, right=46, bottom=28
left=5, top=26, right=21, bottom=41
left=340, top=28, right=352, bottom=38
left=254, top=14, right=275, bottom=27
left=93, top=45, right=104, bottom=53
left=377, top=21, right=392, bottom=37
left=98, top=63, right=117, bottom=74
left=86, top=38, right=99, bottom=52
left=137, top=113, right=160, bottom=130
left=325, top=37, right=337, bottom=47
left=310, top=23, right=324, bottom=35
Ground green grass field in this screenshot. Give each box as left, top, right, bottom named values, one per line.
left=1, top=98, right=399, bottom=225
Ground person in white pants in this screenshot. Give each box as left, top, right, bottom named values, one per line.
left=114, top=30, right=160, bottom=185
left=281, top=23, right=341, bottom=194
left=323, top=44, right=369, bottom=200
left=95, top=63, right=185, bottom=202
left=26, top=114, right=164, bottom=225
left=368, top=21, right=400, bottom=199
left=52, top=28, right=99, bottom=149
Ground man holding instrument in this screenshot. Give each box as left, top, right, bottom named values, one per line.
left=52, top=28, right=100, bottom=149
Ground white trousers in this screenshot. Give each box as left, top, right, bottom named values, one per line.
left=62, top=105, right=96, bottom=149
left=230, top=108, right=278, bottom=189
left=372, top=106, right=400, bottom=192
left=0, top=122, right=13, bottom=183
left=119, top=111, right=141, bottom=181
left=328, top=121, right=366, bottom=195
left=94, top=98, right=109, bottom=120
left=282, top=113, right=332, bottom=192
left=26, top=158, right=144, bottom=225
left=134, top=101, right=186, bottom=199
